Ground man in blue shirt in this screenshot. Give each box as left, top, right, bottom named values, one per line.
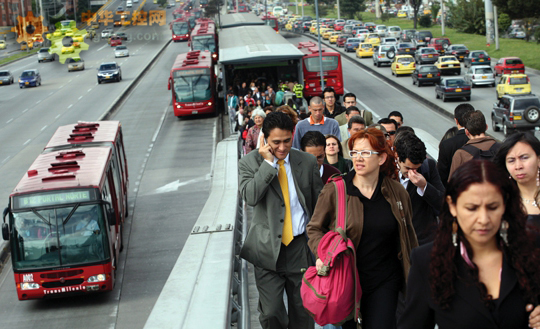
left=292, top=96, right=341, bottom=150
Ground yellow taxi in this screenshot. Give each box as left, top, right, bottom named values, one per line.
left=329, top=32, right=341, bottom=44
left=316, top=27, right=329, bottom=36
left=285, top=22, right=293, bottom=31
left=496, top=74, right=531, bottom=99
left=424, top=9, right=432, bottom=15
left=397, top=10, right=407, bottom=18
left=0, top=40, right=6, bottom=49
left=310, top=24, right=319, bottom=34
left=322, top=29, right=335, bottom=40
left=391, top=55, right=416, bottom=76
left=65, top=29, right=74, bottom=37
left=435, top=56, right=461, bottom=75
left=52, top=30, right=62, bottom=37
left=366, top=33, right=381, bottom=47
left=91, top=21, right=100, bottom=29
left=61, top=45, right=75, bottom=54
left=356, top=43, right=374, bottom=58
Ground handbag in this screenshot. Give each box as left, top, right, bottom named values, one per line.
left=301, top=175, right=362, bottom=326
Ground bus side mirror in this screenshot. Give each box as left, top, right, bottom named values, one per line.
left=2, top=223, right=8, bottom=241
left=168, top=79, right=171, bottom=90
left=104, top=203, right=116, bottom=226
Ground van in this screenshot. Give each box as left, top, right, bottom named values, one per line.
left=126, top=0, right=132, bottom=7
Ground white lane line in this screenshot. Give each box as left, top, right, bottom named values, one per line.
left=36, top=100, right=41, bottom=104
left=23, top=139, right=31, bottom=146
left=55, top=114, right=61, bottom=119
left=59, top=85, right=65, bottom=89
left=49, top=92, right=53, bottom=96
left=76, top=74, right=80, bottom=77
left=1, top=156, right=11, bottom=165
left=344, top=87, right=382, bottom=121
left=6, top=118, right=13, bottom=124
left=78, top=96, right=83, bottom=100
left=41, top=125, right=47, bottom=131
left=68, top=79, right=73, bottom=83
left=22, top=108, right=28, bottom=113
left=88, top=88, right=92, bottom=92
left=68, top=104, right=73, bottom=109
left=97, top=44, right=107, bottom=51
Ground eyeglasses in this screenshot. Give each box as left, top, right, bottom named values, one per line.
left=387, top=131, right=397, bottom=135
left=324, top=96, right=335, bottom=99
left=349, top=150, right=380, bottom=158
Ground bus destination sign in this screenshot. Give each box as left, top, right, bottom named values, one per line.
left=16, top=191, right=91, bottom=208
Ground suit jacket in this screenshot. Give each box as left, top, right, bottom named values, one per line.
left=398, top=243, right=530, bottom=329
left=405, top=158, right=444, bottom=245
left=321, top=163, right=340, bottom=185
left=238, top=149, right=324, bottom=271
left=334, top=109, right=374, bottom=126
left=437, top=129, right=469, bottom=186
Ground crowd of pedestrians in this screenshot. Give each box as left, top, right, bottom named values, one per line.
left=237, top=87, right=540, bottom=329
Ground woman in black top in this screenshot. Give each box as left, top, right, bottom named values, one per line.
left=324, top=134, right=352, bottom=174
left=399, top=160, right=540, bottom=329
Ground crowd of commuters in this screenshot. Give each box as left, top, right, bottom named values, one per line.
left=237, top=87, right=540, bottom=329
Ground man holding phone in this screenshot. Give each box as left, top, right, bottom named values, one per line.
left=239, top=112, right=323, bottom=329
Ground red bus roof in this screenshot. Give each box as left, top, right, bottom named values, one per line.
left=171, top=50, right=213, bottom=72
left=191, top=22, right=216, bottom=37
left=44, top=121, right=121, bottom=150
left=11, top=147, right=111, bottom=197
left=195, top=17, right=215, bottom=25
left=297, top=41, right=340, bottom=57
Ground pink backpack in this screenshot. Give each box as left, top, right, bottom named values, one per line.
left=301, top=175, right=361, bottom=326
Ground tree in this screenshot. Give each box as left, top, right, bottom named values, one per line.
left=447, top=0, right=485, bottom=35
left=205, top=0, right=220, bottom=17
left=492, top=0, right=540, bottom=41
left=409, top=0, right=422, bottom=29
left=498, top=12, right=511, bottom=33
left=339, top=0, right=364, bottom=20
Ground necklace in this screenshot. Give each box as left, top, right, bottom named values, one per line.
left=522, top=197, right=538, bottom=207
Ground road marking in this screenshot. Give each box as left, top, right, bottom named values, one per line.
left=88, top=88, right=92, bottom=92
left=68, top=79, right=73, bottom=83
left=36, top=100, right=41, bottom=104
left=59, top=85, right=64, bottom=89
left=78, top=96, right=83, bottom=100
left=6, top=118, right=13, bottom=124
left=68, top=104, right=73, bottom=109
left=153, top=174, right=211, bottom=194
left=23, top=139, right=31, bottom=146
left=41, top=125, right=47, bottom=131
left=55, top=114, right=61, bottom=119
left=22, top=108, right=28, bottom=113
left=76, top=74, right=80, bottom=77
left=49, top=92, right=53, bottom=96
left=1, top=156, right=11, bottom=165
left=97, top=44, right=107, bottom=51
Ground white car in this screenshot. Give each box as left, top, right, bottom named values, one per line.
left=114, top=45, right=129, bottom=58
left=387, top=26, right=401, bottom=39
left=381, top=37, right=398, bottom=46
left=101, top=29, right=113, bottom=38
left=375, top=25, right=387, bottom=37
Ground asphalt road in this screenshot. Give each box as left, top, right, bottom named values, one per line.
left=0, top=1, right=218, bottom=328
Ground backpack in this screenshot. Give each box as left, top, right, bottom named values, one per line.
left=301, top=175, right=361, bottom=326
left=461, top=142, right=501, bottom=161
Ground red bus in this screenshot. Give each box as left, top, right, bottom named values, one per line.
left=261, top=15, right=279, bottom=32
left=237, top=3, right=249, bottom=12
left=190, top=20, right=218, bottom=62
left=43, top=121, right=129, bottom=217
left=172, top=8, right=184, bottom=19
left=297, top=41, right=344, bottom=98
left=168, top=50, right=217, bottom=117
left=2, top=146, right=127, bottom=300
left=170, top=18, right=192, bottom=42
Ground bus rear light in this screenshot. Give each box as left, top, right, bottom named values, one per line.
left=20, top=282, right=39, bottom=290
left=88, top=274, right=107, bottom=283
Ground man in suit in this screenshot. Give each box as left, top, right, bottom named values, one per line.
left=300, top=131, right=341, bottom=184
left=334, top=92, right=374, bottom=126
left=238, top=112, right=323, bottom=329
left=437, top=103, right=475, bottom=186
left=395, top=132, right=444, bottom=245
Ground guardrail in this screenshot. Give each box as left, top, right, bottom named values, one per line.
left=145, top=133, right=250, bottom=329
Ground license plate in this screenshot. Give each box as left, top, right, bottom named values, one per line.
left=354, top=47, right=357, bottom=50
left=482, top=76, right=487, bottom=79
left=25, top=82, right=29, bottom=85
left=427, top=74, right=433, bottom=78
left=460, top=56, right=464, bottom=58
left=449, top=64, right=454, bottom=67
left=106, top=76, right=111, bottom=79
left=480, top=59, right=484, bottom=62
left=406, top=48, right=410, bottom=52
left=512, top=70, right=518, bottom=73
left=456, top=88, right=462, bottom=92
left=0, top=81, right=2, bottom=84
left=381, top=54, right=385, bottom=58
left=514, top=115, right=522, bottom=120
left=192, top=110, right=198, bottom=114
left=516, top=88, right=523, bottom=92
left=429, top=55, right=433, bottom=58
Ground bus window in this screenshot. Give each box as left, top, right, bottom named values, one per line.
left=304, top=56, right=339, bottom=72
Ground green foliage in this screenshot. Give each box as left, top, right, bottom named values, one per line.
left=316, top=4, right=329, bottom=17
left=498, top=13, right=511, bottom=33
left=447, top=0, right=485, bottom=35
left=340, top=0, right=365, bottom=20
left=408, top=0, right=422, bottom=29
left=535, top=28, right=540, bottom=44
left=355, top=13, right=363, bottom=21
left=419, top=14, right=432, bottom=28
left=380, top=12, right=392, bottom=23
left=492, top=0, right=540, bottom=20
left=431, top=3, right=440, bottom=22
left=158, top=0, right=167, bottom=8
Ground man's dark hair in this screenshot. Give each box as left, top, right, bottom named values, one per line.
left=343, top=92, right=356, bottom=101
left=300, top=131, right=327, bottom=151
left=348, top=116, right=366, bottom=129
left=346, top=106, right=361, bottom=115
left=465, top=110, right=487, bottom=136
left=321, top=86, right=338, bottom=100
left=396, top=125, right=415, bottom=136
left=454, top=103, right=475, bottom=127
left=388, top=111, right=403, bottom=122
left=262, top=112, right=294, bottom=138
left=394, top=133, right=427, bottom=165
left=378, top=118, right=398, bottom=131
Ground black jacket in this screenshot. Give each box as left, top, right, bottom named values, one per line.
left=323, top=104, right=345, bottom=119
left=405, top=158, right=444, bottom=245
left=437, top=129, right=469, bottom=187
left=399, top=243, right=530, bottom=329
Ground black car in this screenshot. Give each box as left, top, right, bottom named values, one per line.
left=97, top=62, right=122, bottom=84
left=400, top=29, right=416, bottom=42
left=413, top=30, right=433, bottom=48
left=396, top=42, right=416, bottom=56
left=302, top=22, right=311, bottom=32
left=492, top=94, right=540, bottom=136
left=412, top=65, right=441, bottom=87
left=446, top=44, right=470, bottom=62
left=364, top=22, right=376, bottom=32
left=435, top=78, right=471, bottom=102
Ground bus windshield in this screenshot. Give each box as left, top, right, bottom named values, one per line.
left=304, top=56, right=339, bottom=72
left=12, top=203, right=109, bottom=270
left=173, top=68, right=211, bottom=102
left=192, top=35, right=215, bottom=52
left=173, top=22, right=189, bottom=35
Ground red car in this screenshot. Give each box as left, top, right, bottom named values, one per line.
left=336, top=34, right=352, bottom=47
left=494, top=57, right=525, bottom=76
left=427, top=37, right=451, bottom=54
left=110, top=36, right=122, bottom=47
left=334, top=22, right=345, bottom=31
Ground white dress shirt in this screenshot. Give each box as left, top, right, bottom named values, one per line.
left=399, top=174, right=426, bottom=196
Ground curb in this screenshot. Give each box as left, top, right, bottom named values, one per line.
left=0, top=37, right=172, bottom=275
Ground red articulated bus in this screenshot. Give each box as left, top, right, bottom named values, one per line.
left=261, top=15, right=279, bottom=32
left=172, top=8, right=184, bottom=19
left=297, top=41, right=344, bottom=98
left=2, top=146, right=128, bottom=300
left=190, top=19, right=218, bottom=62
left=170, top=17, right=192, bottom=42
left=168, top=50, right=217, bottom=117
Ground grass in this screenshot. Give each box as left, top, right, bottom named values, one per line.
left=295, top=6, right=540, bottom=70
left=0, top=48, right=39, bottom=66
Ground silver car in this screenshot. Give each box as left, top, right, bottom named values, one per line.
left=114, top=45, right=129, bottom=58
left=66, top=57, right=85, bottom=72
left=38, top=48, right=55, bottom=62
left=372, top=44, right=396, bottom=67
left=387, top=26, right=401, bottom=39
left=464, top=65, right=495, bottom=87
left=101, top=28, right=113, bottom=38
left=0, top=70, right=14, bottom=85
left=381, top=37, right=398, bottom=46
left=375, top=25, right=387, bottom=37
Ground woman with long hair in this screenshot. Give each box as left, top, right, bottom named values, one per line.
left=324, top=134, right=352, bottom=174
left=308, top=128, right=418, bottom=329
left=399, top=160, right=540, bottom=329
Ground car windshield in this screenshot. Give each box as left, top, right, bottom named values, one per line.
left=11, top=204, right=109, bottom=270
left=0, top=71, right=9, bottom=76
left=423, top=48, right=437, bottom=53
left=509, top=77, right=528, bottom=85
left=473, top=51, right=488, bottom=58
left=398, top=43, right=413, bottom=48
left=21, top=71, right=35, bottom=77
left=381, top=46, right=394, bottom=52
left=39, top=48, right=49, bottom=53
left=506, top=59, right=523, bottom=65
left=100, top=64, right=117, bottom=70
left=305, top=55, right=339, bottom=71
left=172, top=22, right=187, bottom=34
left=389, top=27, right=400, bottom=31
left=453, top=46, right=467, bottom=50
left=361, top=44, right=372, bottom=49
left=514, top=99, right=540, bottom=109
left=116, top=46, right=126, bottom=50
left=435, top=39, right=448, bottom=45
left=474, top=67, right=493, bottom=74
left=398, top=57, right=413, bottom=63
left=446, top=79, right=465, bottom=87
left=347, top=39, right=359, bottom=43
left=173, top=70, right=211, bottom=102
left=384, top=38, right=397, bottom=43
left=419, top=66, right=437, bottom=72
left=441, top=57, right=457, bottom=62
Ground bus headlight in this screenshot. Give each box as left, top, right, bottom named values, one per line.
left=88, top=274, right=107, bottom=282
left=176, top=105, right=182, bottom=108
left=207, top=102, right=212, bottom=106
left=21, top=282, right=40, bottom=290
left=212, top=53, right=217, bottom=58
